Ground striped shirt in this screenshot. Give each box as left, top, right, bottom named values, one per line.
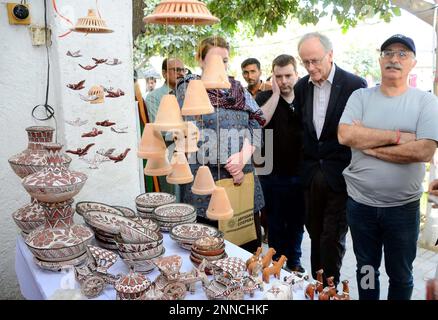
left=310, top=64, right=336, bottom=139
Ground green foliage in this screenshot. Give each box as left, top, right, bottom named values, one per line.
left=134, top=0, right=398, bottom=68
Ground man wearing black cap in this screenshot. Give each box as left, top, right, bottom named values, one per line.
left=338, top=34, right=438, bottom=300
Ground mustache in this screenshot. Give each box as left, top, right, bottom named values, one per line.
left=384, top=63, right=402, bottom=70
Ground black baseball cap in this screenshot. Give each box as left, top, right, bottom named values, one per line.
left=381, top=34, right=416, bottom=55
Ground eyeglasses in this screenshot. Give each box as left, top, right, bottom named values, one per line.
left=300, top=54, right=327, bottom=68
left=168, top=67, right=187, bottom=74
left=380, top=50, right=413, bottom=60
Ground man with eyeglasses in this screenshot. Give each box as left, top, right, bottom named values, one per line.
left=145, top=58, right=186, bottom=123
left=293, top=32, right=367, bottom=288
left=145, top=57, right=186, bottom=198
left=338, top=34, right=438, bottom=300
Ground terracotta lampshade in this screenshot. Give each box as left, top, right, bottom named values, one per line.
left=174, top=121, right=199, bottom=153
left=144, top=155, right=172, bottom=176
left=88, top=85, right=104, bottom=104
left=181, top=80, right=214, bottom=116
left=201, top=54, right=231, bottom=89
left=166, top=152, right=193, bottom=184
left=191, top=166, right=215, bottom=195
left=137, top=124, right=166, bottom=159
left=71, top=9, right=113, bottom=33
left=206, top=187, right=234, bottom=220
left=143, top=0, right=220, bottom=26
left=153, top=94, right=185, bottom=131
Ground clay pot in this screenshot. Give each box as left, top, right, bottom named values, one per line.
left=153, top=94, right=185, bottom=131
left=144, top=155, right=172, bottom=176
left=22, top=144, right=87, bottom=203
left=166, top=152, right=193, bottom=184
left=181, top=80, right=214, bottom=116
left=206, top=187, right=233, bottom=220
left=191, top=166, right=216, bottom=195
left=201, top=54, right=231, bottom=89
left=143, top=0, right=220, bottom=26
left=71, top=9, right=113, bottom=33
left=137, top=123, right=167, bottom=159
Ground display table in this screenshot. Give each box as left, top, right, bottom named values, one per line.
left=15, top=231, right=306, bottom=300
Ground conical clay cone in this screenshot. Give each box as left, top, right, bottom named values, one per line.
left=166, top=152, right=193, bottom=184
left=174, top=122, right=199, bottom=153
left=137, top=123, right=166, bottom=159
left=206, top=186, right=234, bottom=220
left=191, top=166, right=215, bottom=195
left=144, top=155, right=172, bottom=176
left=181, top=80, right=214, bottom=116
left=153, top=94, right=185, bottom=131
left=201, top=55, right=231, bottom=89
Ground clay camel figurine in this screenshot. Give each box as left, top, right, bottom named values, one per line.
left=248, top=247, right=276, bottom=276
left=246, top=247, right=262, bottom=269
left=333, top=280, right=350, bottom=300
left=262, top=255, right=287, bottom=284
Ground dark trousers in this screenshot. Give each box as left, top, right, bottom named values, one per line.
left=197, top=213, right=262, bottom=254
left=259, top=175, right=305, bottom=266
left=347, top=197, right=420, bottom=300
left=305, top=169, right=348, bottom=285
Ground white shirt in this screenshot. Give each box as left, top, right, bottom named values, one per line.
left=310, top=64, right=336, bottom=139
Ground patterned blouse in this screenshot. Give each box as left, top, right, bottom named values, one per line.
left=175, top=75, right=265, bottom=218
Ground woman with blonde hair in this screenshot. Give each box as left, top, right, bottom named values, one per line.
left=175, top=35, right=265, bottom=253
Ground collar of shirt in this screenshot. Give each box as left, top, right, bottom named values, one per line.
left=248, top=80, right=263, bottom=97
left=309, top=63, right=336, bottom=88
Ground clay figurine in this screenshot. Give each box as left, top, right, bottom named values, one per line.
left=262, top=255, right=287, bottom=284
left=66, top=143, right=95, bottom=157
left=66, top=50, right=82, bottom=58
left=96, top=120, right=116, bottom=127
left=67, top=80, right=85, bottom=90
left=246, top=247, right=262, bottom=268
left=108, top=148, right=131, bottom=163
left=81, top=128, right=103, bottom=138
left=79, top=64, right=98, bottom=71
left=92, top=58, right=107, bottom=64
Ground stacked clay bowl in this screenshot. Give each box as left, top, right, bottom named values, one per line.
left=170, top=222, right=222, bottom=250
left=135, top=192, right=176, bottom=219
left=153, top=203, right=196, bottom=232
left=115, top=224, right=165, bottom=273
left=189, top=236, right=226, bottom=273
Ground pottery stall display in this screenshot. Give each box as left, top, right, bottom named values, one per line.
left=21, top=143, right=93, bottom=270
left=153, top=203, right=197, bottom=232
left=8, top=126, right=72, bottom=235
left=135, top=192, right=176, bottom=219
left=169, top=222, right=222, bottom=250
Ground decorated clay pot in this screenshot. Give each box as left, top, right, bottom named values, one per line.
left=8, top=126, right=71, bottom=178
left=22, top=144, right=87, bottom=203
left=115, top=270, right=151, bottom=300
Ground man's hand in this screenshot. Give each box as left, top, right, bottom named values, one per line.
left=428, top=179, right=438, bottom=208
left=271, top=75, right=280, bottom=96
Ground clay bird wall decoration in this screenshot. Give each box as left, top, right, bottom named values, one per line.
left=79, top=64, right=98, bottom=71
left=96, top=120, right=116, bottom=127
left=108, top=148, right=131, bottom=163
left=66, top=143, right=95, bottom=157
left=81, top=128, right=103, bottom=138
left=66, top=80, right=85, bottom=90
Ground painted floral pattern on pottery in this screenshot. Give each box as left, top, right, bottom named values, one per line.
left=82, top=211, right=143, bottom=235
left=12, top=199, right=45, bottom=233
left=25, top=224, right=93, bottom=262
left=153, top=203, right=195, bottom=221
left=75, top=201, right=124, bottom=217
left=9, top=126, right=71, bottom=178
left=170, top=223, right=220, bottom=241
left=135, top=192, right=176, bottom=208
left=22, top=144, right=86, bottom=203
left=115, top=270, right=151, bottom=300
left=211, top=257, right=247, bottom=278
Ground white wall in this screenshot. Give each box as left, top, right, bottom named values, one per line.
left=0, top=0, right=141, bottom=299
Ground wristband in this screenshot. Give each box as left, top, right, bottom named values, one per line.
left=395, top=129, right=401, bottom=145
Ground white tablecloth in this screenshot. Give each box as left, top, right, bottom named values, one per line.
left=16, top=232, right=306, bottom=300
